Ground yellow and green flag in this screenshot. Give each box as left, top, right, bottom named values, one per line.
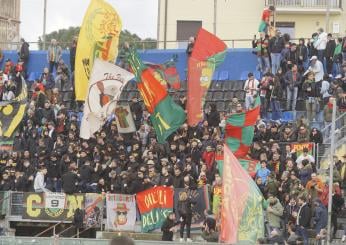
left=75, top=0, right=122, bottom=101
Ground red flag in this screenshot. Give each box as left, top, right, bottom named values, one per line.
left=187, top=28, right=227, bottom=126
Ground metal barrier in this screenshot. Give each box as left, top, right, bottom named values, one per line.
left=321, top=112, right=346, bottom=143
left=0, top=237, right=225, bottom=245
left=265, top=0, right=341, bottom=8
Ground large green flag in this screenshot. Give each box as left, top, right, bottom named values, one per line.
left=127, top=49, right=186, bottom=143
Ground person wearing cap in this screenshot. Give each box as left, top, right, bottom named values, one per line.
left=269, top=30, right=285, bottom=74
left=243, top=72, right=259, bottom=110
left=284, top=64, right=301, bottom=111
left=304, top=55, right=324, bottom=82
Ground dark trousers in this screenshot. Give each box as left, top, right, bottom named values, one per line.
left=49, top=61, right=58, bottom=73
left=180, top=214, right=192, bottom=238
left=326, top=57, right=334, bottom=75
left=260, top=96, right=268, bottom=119
left=296, top=226, right=308, bottom=245
left=332, top=213, right=338, bottom=237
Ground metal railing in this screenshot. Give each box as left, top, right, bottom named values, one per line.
left=321, top=112, right=346, bottom=143
left=265, top=0, right=342, bottom=8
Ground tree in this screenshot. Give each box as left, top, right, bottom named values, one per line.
left=38, top=27, right=157, bottom=50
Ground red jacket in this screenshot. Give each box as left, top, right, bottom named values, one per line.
left=202, top=151, right=215, bottom=171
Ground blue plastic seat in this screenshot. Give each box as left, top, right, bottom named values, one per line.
left=253, top=71, right=261, bottom=80
left=212, top=71, right=219, bottom=81
left=240, top=71, right=250, bottom=81
left=282, top=111, right=293, bottom=122
left=218, top=71, right=229, bottom=81
left=27, top=72, right=36, bottom=81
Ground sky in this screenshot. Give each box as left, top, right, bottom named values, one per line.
left=20, top=0, right=158, bottom=48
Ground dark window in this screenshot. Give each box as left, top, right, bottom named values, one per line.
left=176, top=20, right=202, bottom=41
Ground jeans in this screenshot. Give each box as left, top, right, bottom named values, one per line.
left=257, top=56, right=270, bottom=74
left=245, top=95, right=255, bottom=110
left=49, top=61, right=58, bottom=73
left=286, top=87, right=298, bottom=111
left=306, top=97, right=318, bottom=122
left=260, top=96, right=268, bottom=119
left=317, top=50, right=326, bottom=70
left=297, top=226, right=308, bottom=245
left=270, top=99, right=282, bottom=120
left=271, top=53, right=281, bottom=74
left=46, top=178, right=62, bottom=192
left=180, top=214, right=192, bottom=238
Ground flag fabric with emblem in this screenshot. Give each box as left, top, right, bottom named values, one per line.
left=80, top=59, right=134, bottom=139
left=225, top=96, right=260, bottom=158
left=127, top=49, right=186, bottom=143
left=187, top=28, right=227, bottom=126
left=0, top=78, right=27, bottom=151
left=220, top=144, right=264, bottom=244
left=145, top=55, right=181, bottom=90
left=114, top=104, right=136, bottom=133
left=75, top=0, right=122, bottom=101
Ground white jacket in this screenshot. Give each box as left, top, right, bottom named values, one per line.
left=314, top=32, right=328, bottom=50
left=304, top=60, right=324, bottom=82
left=34, top=172, right=49, bottom=192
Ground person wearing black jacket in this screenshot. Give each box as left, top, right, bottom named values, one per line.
left=18, top=38, right=30, bottom=76
left=206, top=103, right=220, bottom=128
left=161, top=212, right=178, bottom=241
left=61, top=164, right=79, bottom=194
left=186, top=37, right=195, bottom=57
left=297, top=38, right=308, bottom=72
left=178, top=191, right=196, bottom=242
left=173, top=167, right=184, bottom=188
left=159, top=167, right=173, bottom=187
left=130, top=97, right=143, bottom=130
left=325, top=34, right=336, bottom=75
left=269, top=31, right=285, bottom=74
left=0, top=172, right=14, bottom=191
left=70, top=37, right=77, bottom=73
left=46, top=153, right=62, bottom=192
left=14, top=171, right=26, bottom=192
left=296, top=195, right=311, bottom=245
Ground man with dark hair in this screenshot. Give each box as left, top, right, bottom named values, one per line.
left=296, top=195, right=311, bottom=245
left=109, top=236, right=135, bottom=245
left=325, top=33, right=336, bottom=75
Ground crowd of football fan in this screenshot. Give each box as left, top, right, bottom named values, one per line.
left=0, top=32, right=345, bottom=244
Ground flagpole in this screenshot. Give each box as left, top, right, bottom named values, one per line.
left=213, top=0, right=217, bottom=35
left=43, top=0, right=47, bottom=50
left=327, top=97, right=336, bottom=245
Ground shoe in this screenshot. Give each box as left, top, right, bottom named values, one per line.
left=342, top=235, right=346, bottom=242
left=186, top=238, right=193, bottom=243
left=179, top=238, right=184, bottom=242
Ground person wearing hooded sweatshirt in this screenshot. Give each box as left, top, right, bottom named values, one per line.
left=313, top=198, right=327, bottom=235
left=206, top=103, right=220, bottom=128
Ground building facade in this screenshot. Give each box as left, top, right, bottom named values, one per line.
left=0, top=0, right=21, bottom=51
left=157, top=0, right=346, bottom=49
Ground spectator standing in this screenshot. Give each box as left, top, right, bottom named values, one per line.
left=252, top=33, right=270, bottom=74
left=313, top=199, right=327, bottom=236
left=178, top=191, right=194, bottom=242
left=297, top=38, right=308, bottom=72
left=47, top=39, right=62, bottom=73
left=314, top=28, right=328, bottom=66
left=243, top=72, right=259, bottom=110
left=320, top=74, right=331, bottom=105
left=266, top=196, right=284, bottom=232
left=284, top=64, right=301, bottom=111
left=34, top=166, right=50, bottom=193
left=18, top=38, right=30, bottom=76
left=186, top=37, right=195, bottom=57
left=333, top=37, right=343, bottom=75
left=305, top=56, right=324, bottom=82
left=269, top=30, right=285, bottom=74
left=70, top=37, right=77, bottom=73
left=325, top=33, right=336, bottom=76
left=269, top=75, right=283, bottom=120
left=302, top=72, right=319, bottom=123
left=39, top=67, right=55, bottom=102
left=296, top=195, right=311, bottom=245
left=259, top=73, right=271, bottom=119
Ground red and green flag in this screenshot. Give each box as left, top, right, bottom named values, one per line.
left=217, top=155, right=259, bottom=178
left=136, top=186, right=174, bottom=232
left=220, top=144, right=264, bottom=244
left=187, top=28, right=227, bottom=126
left=127, top=49, right=186, bottom=143
left=225, top=96, right=260, bottom=158
left=145, top=55, right=181, bottom=90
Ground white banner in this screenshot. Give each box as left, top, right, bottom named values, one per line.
left=44, top=193, right=66, bottom=209
left=115, top=104, right=136, bottom=133
left=80, top=59, right=135, bottom=139
left=106, top=194, right=136, bottom=231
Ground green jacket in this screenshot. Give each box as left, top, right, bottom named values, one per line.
left=266, top=199, right=284, bottom=228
